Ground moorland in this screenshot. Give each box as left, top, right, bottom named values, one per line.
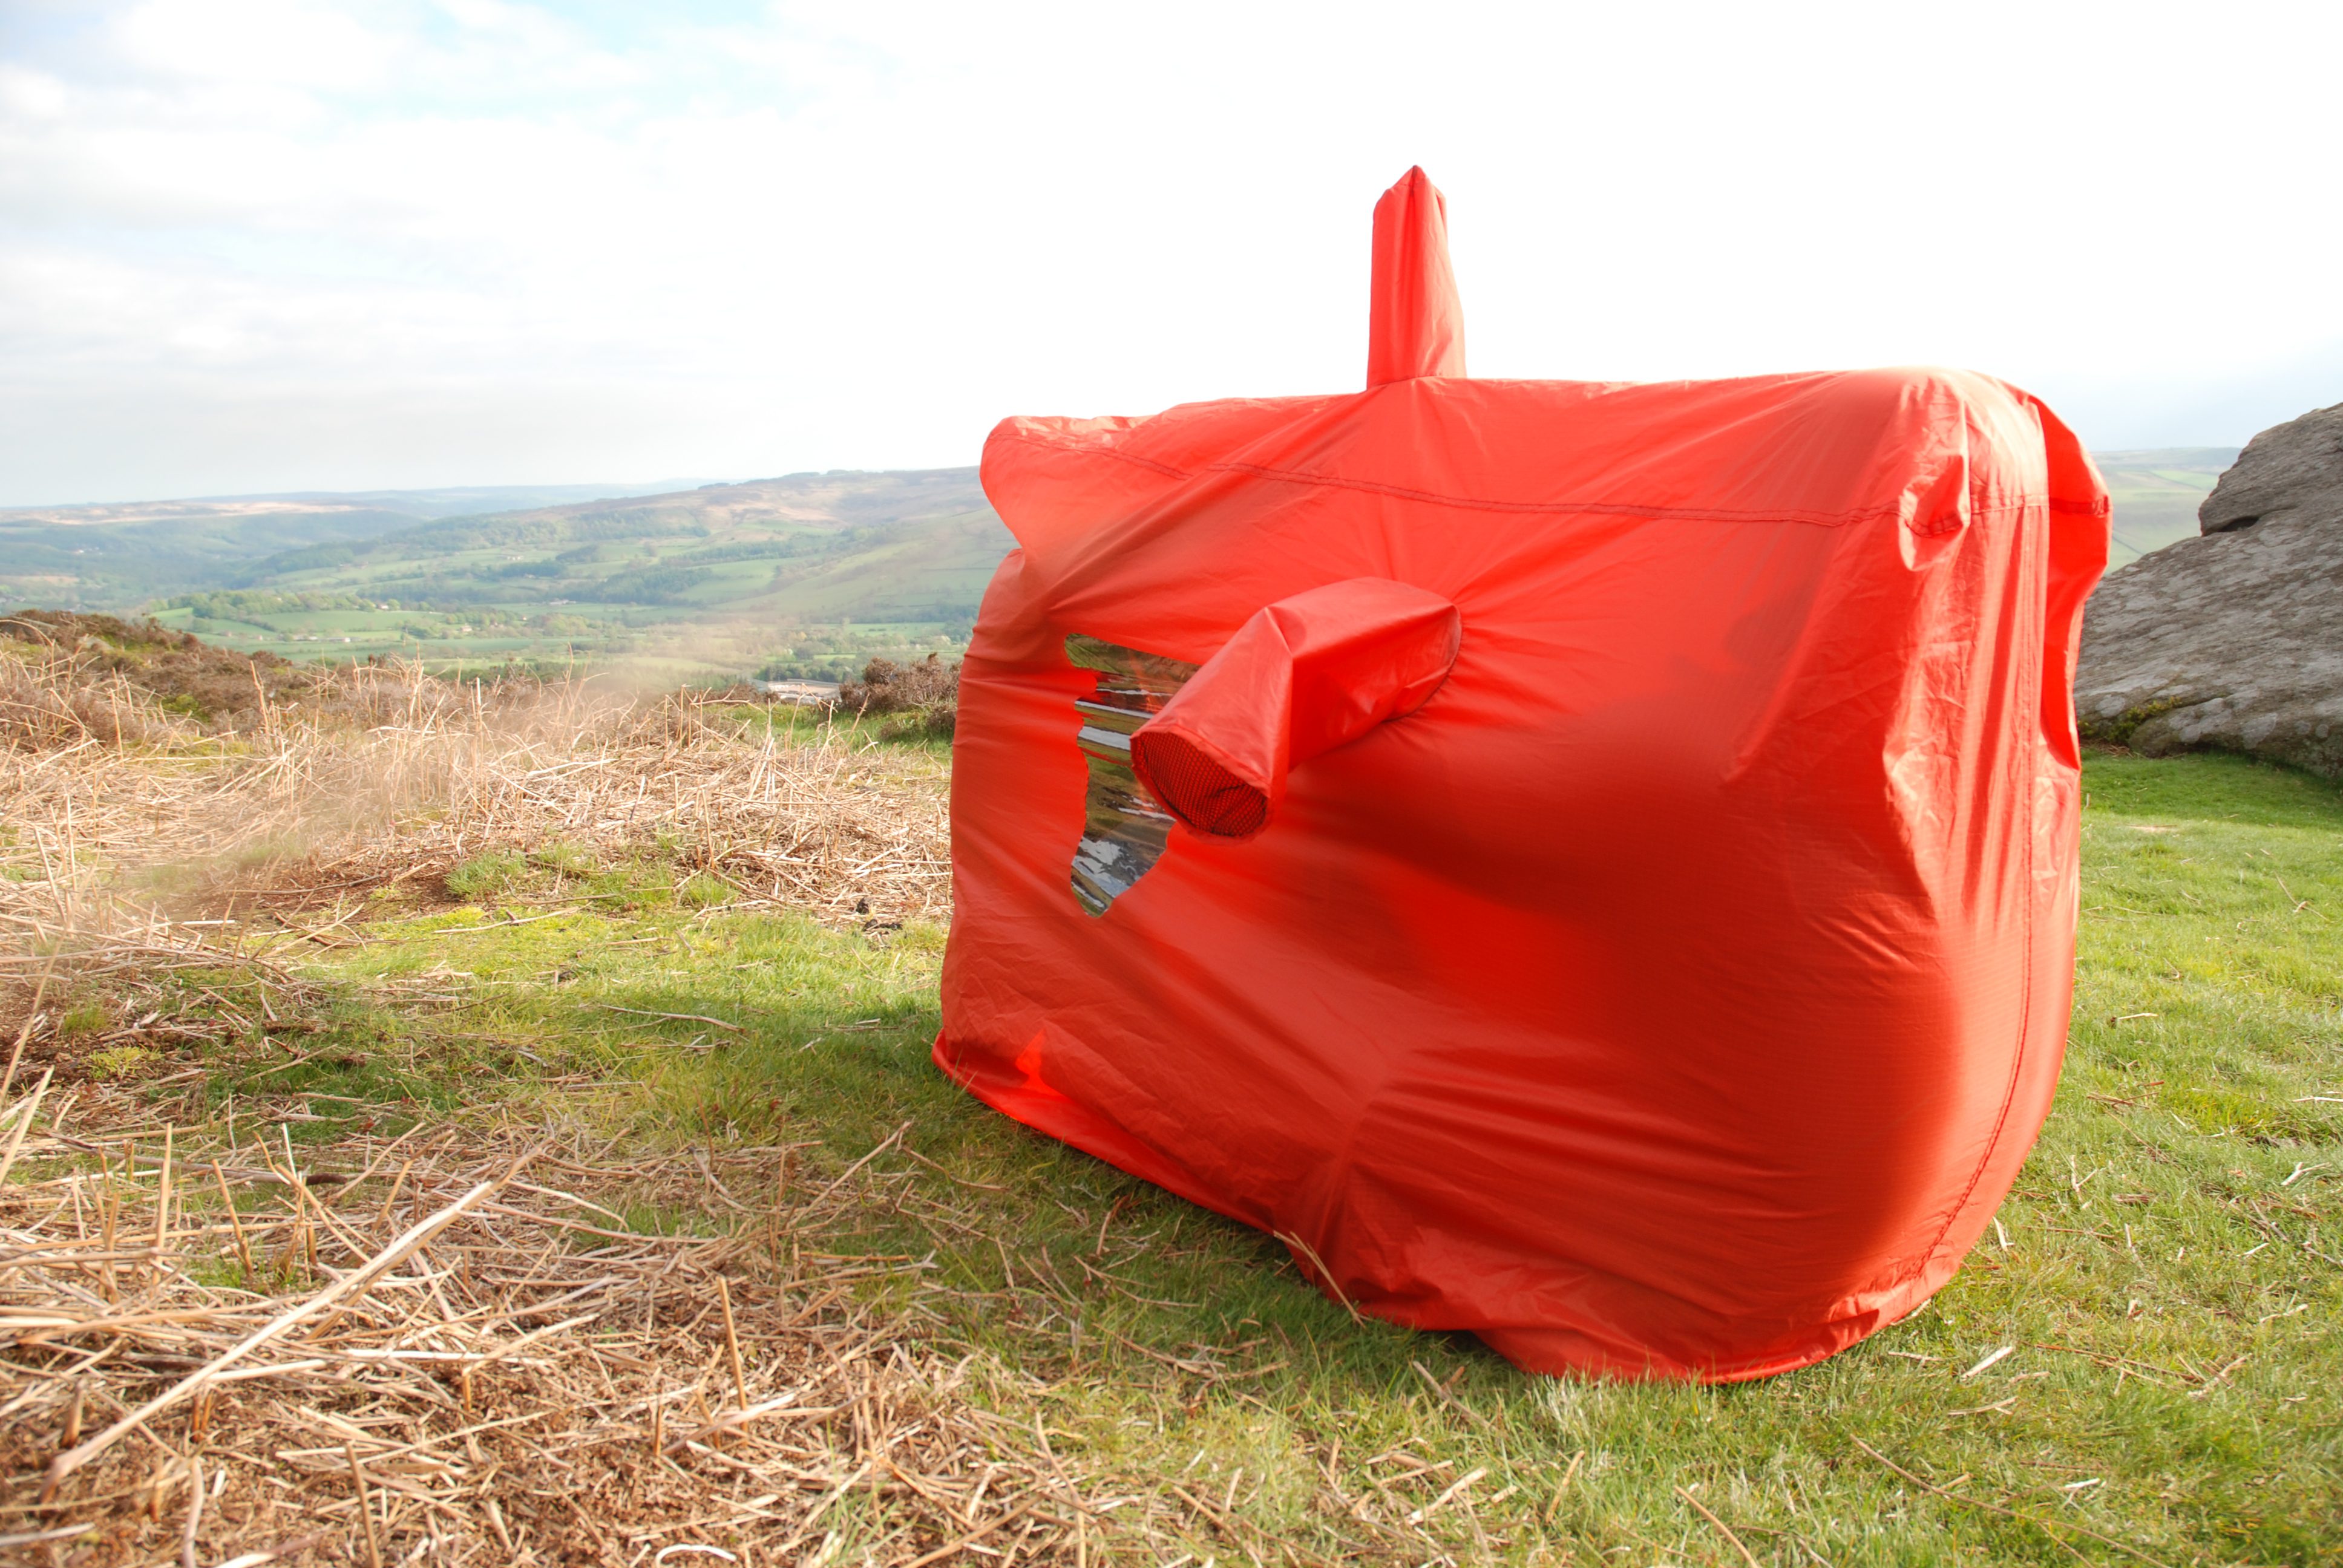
left=0, top=469, right=1010, bottom=685
left=0, top=622, right=2334, bottom=1566
left=1, top=448, right=2224, bottom=690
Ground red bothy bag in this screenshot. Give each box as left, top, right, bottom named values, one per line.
left=936, top=168, right=2109, bottom=1380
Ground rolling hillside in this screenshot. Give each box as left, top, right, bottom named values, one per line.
left=2, top=470, right=1010, bottom=682
left=0, top=447, right=2235, bottom=682
left=0, top=482, right=709, bottom=608
left=2093, top=446, right=2236, bottom=565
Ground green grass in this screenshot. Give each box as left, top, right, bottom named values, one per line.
left=718, top=699, right=957, bottom=761
left=444, top=849, right=528, bottom=901
left=56, top=748, right=2343, bottom=1564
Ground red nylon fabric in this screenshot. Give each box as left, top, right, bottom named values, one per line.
left=1126, top=730, right=1266, bottom=839
left=936, top=169, right=2109, bottom=1380
left=1368, top=167, right=1466, bottom=385
left=1130, top=578, right=1461, bottom=839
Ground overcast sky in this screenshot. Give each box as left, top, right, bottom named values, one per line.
left=4, top=0, right=2340, bottom=505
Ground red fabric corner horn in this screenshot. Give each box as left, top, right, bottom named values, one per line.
left=1129, top=578, right=1461, bottom=839
left=1367, top=166, right=1466, bottom=387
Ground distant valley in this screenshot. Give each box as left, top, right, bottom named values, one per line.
left=2091, top=448, right=2236, bottom=566
left=0, top=470, right=1009, bottom=684
left=0, top=449, right=2232, bottom=684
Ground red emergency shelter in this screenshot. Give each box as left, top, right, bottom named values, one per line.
left=935, top=169, right=2109, bottom=1380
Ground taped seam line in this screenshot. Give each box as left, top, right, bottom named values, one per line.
left=1004, top=436, right=2094, bottom=532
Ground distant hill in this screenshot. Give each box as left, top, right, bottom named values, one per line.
left=0, top=448, right=2236, bottom=681
left=1, top=469, right=1010, bottom=682
left=2094, top=447, right=2238, bottom=566
left=0, top=481, right=714, bottom=610
left=267, top=468, right=1009, bottom=622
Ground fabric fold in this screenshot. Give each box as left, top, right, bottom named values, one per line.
left=1130, top=578, right=1461, bottom=838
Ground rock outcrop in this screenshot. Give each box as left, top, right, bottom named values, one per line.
left=2077, top=402, right=2343, bottom=777
left=2197, top=401, right=2343, bottom=534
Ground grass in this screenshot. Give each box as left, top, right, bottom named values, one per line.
left=4, top=717, right=2324, bottom=1556
left=83, top=748, right=2321, bottom=1564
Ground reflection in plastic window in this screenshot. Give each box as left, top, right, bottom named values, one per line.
left=1064, top=635, right=1197, bottom=915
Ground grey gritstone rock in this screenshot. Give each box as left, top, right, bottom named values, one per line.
left=2077, top=404, right=2343, bottom=777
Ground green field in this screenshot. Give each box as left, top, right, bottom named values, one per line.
left=18, top=740, right=2336, bottom=1564
left=2095, top=449, right=2238, bottom=567
left=2, top=469, right=1011, bottom=681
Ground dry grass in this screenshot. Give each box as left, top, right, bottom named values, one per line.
left=1, top=652, right=949, bottom=962
left=6, top=631, right=2336, bottom=1567
left=0, top=647, right=1060, bottom=1566
left=0, top=1101, right=1104, bottom=1567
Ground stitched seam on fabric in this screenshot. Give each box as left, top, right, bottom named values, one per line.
left=2050, top=496, right=2112, bottom=517
left=1032, top=440, right=1194, bottom=483
left=1205, top=461, right=1905, bottom=528
left=1004, top=433, right=2091, bottom=531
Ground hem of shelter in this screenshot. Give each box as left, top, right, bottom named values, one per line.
left=1476, top=1311, right=1904, bottom=1385
left=936, top=1033, right=1941, bottom=1385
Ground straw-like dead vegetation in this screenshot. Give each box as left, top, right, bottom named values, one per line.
left=0, top=637, right=1067, bottom=1566
left=0, top=612, right=310, bottom=743
left=10, top=626, right=2336, bottom=1567
left=0, top=1098, right=1104, bottom=1566
left=1, top=639, right=948, bottom=961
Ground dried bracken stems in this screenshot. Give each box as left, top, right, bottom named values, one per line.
left=0, top=1111, right=1107, bottom=1566
left=0, top=654, right=951, bottom=974
left=38, top=1151, right=531, bottom=1497
left=0, top=652, right=1132, bottom=1564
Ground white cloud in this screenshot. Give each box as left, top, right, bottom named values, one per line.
left=111, top=0, right=402, bottom=90
left=3, top=0, right=2341, bottom=502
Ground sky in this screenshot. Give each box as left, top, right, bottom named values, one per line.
left=4, top=0, right=2341, bottom=506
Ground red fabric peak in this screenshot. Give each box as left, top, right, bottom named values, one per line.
left=1367, top=167, right=1467, bottom=386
